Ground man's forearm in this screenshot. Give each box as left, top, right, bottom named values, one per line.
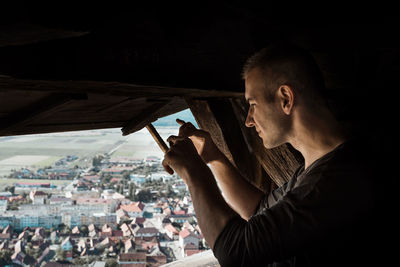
left=209, top=152, right=264, bottom=220
left=185, top=162, right=238, bottom=249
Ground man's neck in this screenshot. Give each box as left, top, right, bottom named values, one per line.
left=290, top=110, right=348, bottom=169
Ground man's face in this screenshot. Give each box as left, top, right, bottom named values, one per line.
left=244, top=68, right=290, bottom=149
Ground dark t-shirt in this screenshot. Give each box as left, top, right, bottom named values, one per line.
left=212, top=138, right=394, bottom=267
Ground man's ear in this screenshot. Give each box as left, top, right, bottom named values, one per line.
left=278, top=85, right=294, bottom=115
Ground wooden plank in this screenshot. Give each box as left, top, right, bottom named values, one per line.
left=146, top=123, right=169, bottom=153
left=0, top=93, right=87, bottom=136
left=121, top=101, right=172, bottom=136
left=0, top=76, right=243, bottom=99
left=230, top=98, right=303, bottom=186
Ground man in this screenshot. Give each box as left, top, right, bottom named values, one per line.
left=162, top=43, right=390, bottom=266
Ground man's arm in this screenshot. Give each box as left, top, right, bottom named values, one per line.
left=176, top=119, right=264, bottom=220
left=162, top=137, right=238, bottom=249
left=208, top=150, right=265, bottom=220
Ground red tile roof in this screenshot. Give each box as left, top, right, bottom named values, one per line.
left=120, top=202, right=145, bottom=212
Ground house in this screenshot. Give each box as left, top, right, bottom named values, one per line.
left=116, top=208, right=130, bottom=224
left=110, top=177, right=121, bottom=184
left=118, top=252, right=147, bottom=265
left=77, top=238, right=87, bottom=252
left=130, top=174, right=146, bottom=186
left=35, top=227, right=46, bottom=239
left=100, top=236, right=113, bottom=247
left=71, top=226, right=80, bottom=235
left=0, top=199, right=7, bottom=211
left=1, top=225, right=13, bottom=236
left=11, top=251, right=26, bottom=266
left=136, top=227, right=159, bottom=238
left=18, top=231, right=28, bottom=240
left=102, top=223, right=112, bottom=234
left=82, top=174, right=101, bottom=183
left=124, top=238, right=135, bottom=253
left=164, top=223, right=179, bottom=240
left=76, top=197, right=117, bottom=213
left=150, top=172, right=174, bottom=182
left=183, top=243, right=202, bottom=257
left=132, top=217, right=146, bottom=227
left=120, top=223, right=133, bottom=237
left=14, top=239, right=23, bottom=254
left=101, top=189, right=125, bottom=200
left=60, top=236, right=74, bottom=251
left=119, top=202, right=145, bottom=217
left=48, top=196, right=73, bottom=205
left=170, top=214, right=194, bottom=224
left=146, top=246, right=167, bottom=266
left=179, top=229, right=199, bottom=249
left=29, top=190, right=48, bottom=204
left=135, top=236, right=158, bottom=251
left=182, top=221, right=195, bottom=232
left=0, top=240, right=8, bottom=250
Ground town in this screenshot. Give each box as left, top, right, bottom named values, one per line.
left=0, top=153, right=209, bottom=266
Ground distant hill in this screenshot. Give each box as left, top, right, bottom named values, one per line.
left=153, top=109, right=198, bottom=127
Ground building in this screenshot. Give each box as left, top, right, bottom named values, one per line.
left=179, top=229, right=199, bottom=249
left=135, top=227, right=159, bottom=238
left=130, top=174, right=146, bottom=186
left=119, top=202, right=145, bottom=217
left=60, top=236, right=74, bottom=251
left=118, top=252, right=147, bottom=266
left=76, top=197, right=117, bottom=213
left=0, top=199, right=7, bottom=211
left=48, top=196, right=73, bottom=205
left=164, top=223, right=179, bottom=240
left=150, top=172, right=174, bottom=182
left=29, top=190, right=48, bottom=204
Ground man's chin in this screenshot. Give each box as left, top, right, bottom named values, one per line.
left=262, top=139, right=281, bottom=149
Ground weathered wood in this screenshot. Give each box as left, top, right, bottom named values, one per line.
left=185, top=97, right=270, bottom=191
left=0, top=93, right=87, bottom=136
left=145, top=123, right=169, bottom=153
left=0, top=76, right=243, bottom=99
left=231, top=97, right=303, bottom=186
left=121, top=102, right=171, bottom=136
left=0, top=23, right=88, bottom=48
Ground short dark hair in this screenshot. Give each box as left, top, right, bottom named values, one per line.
left=242, top=42, right=327, bottom=106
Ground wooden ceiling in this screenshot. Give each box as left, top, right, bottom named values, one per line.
left=0, top=2, right=398, bottom=137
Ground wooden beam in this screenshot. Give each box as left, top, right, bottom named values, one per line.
left=0, top=93, right=87, bottom=136
left=231, top=97, right=303, bottom=186
left=0, top=76, right=244, bottom=99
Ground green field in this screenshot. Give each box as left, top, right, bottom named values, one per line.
left=0, top=178, right=71, bottom=191
left=0, top=127, right=179, bottom=178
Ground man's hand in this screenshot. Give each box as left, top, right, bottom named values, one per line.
left=176, top=119, right=222, bottom=164
left=162, top=135, right=205, bottom=184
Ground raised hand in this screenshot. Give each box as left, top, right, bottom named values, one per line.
left=175, top=118, right=222, bottom=164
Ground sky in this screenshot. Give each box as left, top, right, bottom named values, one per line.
left=153, top=108, right=198, bottom=128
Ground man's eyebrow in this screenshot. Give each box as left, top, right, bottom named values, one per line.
left=246, top=97, right=254, bottom=103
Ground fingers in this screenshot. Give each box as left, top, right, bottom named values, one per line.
left=176, top=118, right=198, bottom=137
left=176, top=118, right=186, bottom=125
left=166, top=135, right=186, bottom=147
left=162, top=158, right=174, bottom=175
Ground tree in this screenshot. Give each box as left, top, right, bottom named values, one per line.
left=136, top=189, right=152, bottom=202
left=92, top=155, right=104, bottom=166
left=55, top=248, right=66, bottom=261
left=0, top=250, right=12, bottom=265
left=80, top=225, right=88, bottom=236
left=105, top=259, right=118, bottom=267
left=4, top=186, right=15, bottom=194
left=128, top=183, right=136, bottom=199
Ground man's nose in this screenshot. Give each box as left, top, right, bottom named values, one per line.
left=245, top=112, right=254, bottom=128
